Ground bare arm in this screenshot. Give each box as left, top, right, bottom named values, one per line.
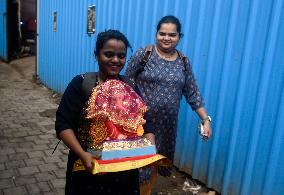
left=59, top=129, right=94, bottom=172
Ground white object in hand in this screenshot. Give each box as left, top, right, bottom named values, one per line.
left=199, top=124, right=208, bottom=140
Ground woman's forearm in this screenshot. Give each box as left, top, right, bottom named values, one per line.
left=59, top=129, right=86, bottom=159
left=60, top=129, right=95, bottom=171
left=195, top=107, right=209, bottom=120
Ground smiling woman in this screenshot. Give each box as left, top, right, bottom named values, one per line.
left=96, top=39, right=127, bottom=79
left=126, top=15, right=213, bottom=195
left=94, top=31, right=130, bottom=80
left=155, top=23, right=180, bottom=60
left=55, top=30, right=142, bottom=195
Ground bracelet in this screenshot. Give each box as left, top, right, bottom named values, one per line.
left=201, top=116, right=212, bottom=124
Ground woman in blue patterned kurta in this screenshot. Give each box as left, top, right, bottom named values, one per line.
left=125, top=15, right=212, bottom=195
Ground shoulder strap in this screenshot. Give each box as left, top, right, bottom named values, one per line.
left=176, top=49, right=189, bottom=72
left=82, top=72, right=98, bottom=98
left=134, top=45, right=154, bottom=82
left=141, top=45, right=154, bottom=67
left=54, top=72, right=97, bottom=154
left=82, top=72, right=135, bottom=97
left=142, top=46, right=187, bottom=65
left=176, top=50, right=187, bottom=64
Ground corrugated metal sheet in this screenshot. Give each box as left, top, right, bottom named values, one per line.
left=174, top=0, right=284, bottom=195
left=38, top=0, right=98, bottom=92
left=0, top=0, right=7, bottom=61
left=38, top=0, right=284, bottom=194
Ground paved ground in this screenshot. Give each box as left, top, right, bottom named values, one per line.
left=0, top=56, right=217, bottom=195
left=0, top=57, right=67, bottom=195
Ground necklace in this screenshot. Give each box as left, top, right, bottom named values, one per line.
left=156, top=47, right=176, bottom=59
left=164, top=54, right=174, bottom=59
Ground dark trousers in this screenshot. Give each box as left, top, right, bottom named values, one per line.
left=65, top=151, right=140, bottom=195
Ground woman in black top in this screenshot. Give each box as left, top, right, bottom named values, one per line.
left=55, top=29, right=141, bottom=195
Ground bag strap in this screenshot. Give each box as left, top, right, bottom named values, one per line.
left=134, top=45, right=189, bottom=82
left=140, top=45, right=187, bottom=70
left=141, top=45, right=154, bottom=67
left=82, top=72, right=98, bottom=98
left=176, top=50, right=187, bottom=64
left=133, top=45, right=153, bottom=83
left=82, top=72, right=135, bottom=98
left=176, top=49, right=189, bottom=72
left=53, top=73, right=97, bottom=154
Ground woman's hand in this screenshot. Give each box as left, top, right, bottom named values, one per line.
left=141, top=119, right=146, bottom=125
left=202, top=120, right=212, bottom=139
left=59, top=129, right=98, bottom=172
left=195, top=107, right=213, bottom=140
left=79, top=151, right=95, bottom=173
left=143, top=133, right=155, bottom=145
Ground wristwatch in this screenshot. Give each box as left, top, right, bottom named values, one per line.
left=201, top=116, right=212, bottom=124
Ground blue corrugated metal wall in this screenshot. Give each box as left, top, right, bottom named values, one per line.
left=0, top=0, right=7, bottom=61
left=38, top=0, right=284, bottom=194
left=38, top=0, right=98, bottom=92
left=173, top=1, right=284, bottom=195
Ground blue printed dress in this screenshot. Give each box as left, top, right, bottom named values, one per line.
left=126, top=47, right=204, bottom=163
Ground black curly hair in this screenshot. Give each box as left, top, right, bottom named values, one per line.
left=94, top=29, right=131, bottom=56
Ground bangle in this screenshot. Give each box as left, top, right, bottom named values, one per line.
left=201, top=116, right=212, bottom=124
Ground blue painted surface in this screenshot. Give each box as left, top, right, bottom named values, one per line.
left=0, top=0, right=7, bottom=61
left=88, top=145, right=156, bottom=160
left=38, top=0, right=284, bottom=194
left=38, top=0, right=98, bottom=92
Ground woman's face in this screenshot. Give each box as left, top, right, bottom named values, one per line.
left=156, top=23, right=180, bottom=52
left=97, top=39, right=126, bottom=79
